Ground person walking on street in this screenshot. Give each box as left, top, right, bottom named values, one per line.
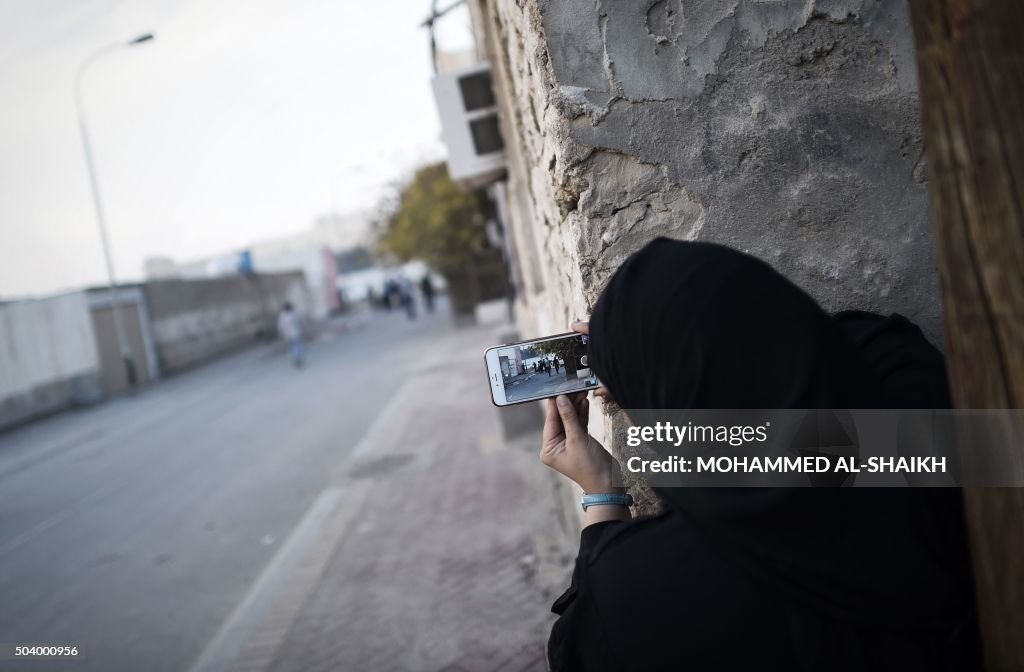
left=277, top=302, right=304, bottom=368
left=399, top=277, right=417, bottom=320
left=554, top=358, right=561, bottom=374
left=420, top=275, right=436, bottom=313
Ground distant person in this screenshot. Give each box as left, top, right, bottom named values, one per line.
left=387, top=278, right=404, bottom=311
left=554, top=358, right=561, bottom=374
left=533, top=362, right=538, bottom=373
left=420, top=275, right=436, bottom=313
left=546, top=359, right=552, bottom=377
left=399, top=277, right=417, bottom=320
left=277, top=302, right=303, bottom=368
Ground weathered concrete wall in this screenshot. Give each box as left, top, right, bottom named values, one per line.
left=474, top=0, right=937, bottom=334
left=143, top=272, right=309, bottom=374
left=471, top=0, right=939, bottom=511
left=0, top=292, right=104, bottom=430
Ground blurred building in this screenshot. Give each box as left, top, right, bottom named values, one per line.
left=1, top=292, right=108, bottom=430
left=148, top=211, right=373, bottom=320
left=0, top=287, right=157, bottom=430
left=0, top=272, right=307, bottom=431
left=434, top=48, right=478, bottom=73
left=142, top=272, right=309, bottom=373
left=143, top=256, right=178, bottom=280
left=312, top=211, right=374, bottom=251
left=247, top=242, right=338, bottom=319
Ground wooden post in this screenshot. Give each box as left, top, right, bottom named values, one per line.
left=907, top=1, right=1024, bottom=668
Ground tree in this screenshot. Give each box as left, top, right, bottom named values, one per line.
left=376, top=162, right=493, bottom=314
left=534, top=337, right=587, bottom=378
left=908, top=1, right=1024, bottom=668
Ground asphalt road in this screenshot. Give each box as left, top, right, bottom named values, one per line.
left=0, top=305, right=455, bottom=672
left=503, top=369, right=593, bottom=403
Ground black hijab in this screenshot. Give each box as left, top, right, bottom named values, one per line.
left=587, top=238, right=975, bottom=634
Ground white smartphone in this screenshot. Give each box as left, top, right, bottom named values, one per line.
left=483, top=332, right=600, bottom=406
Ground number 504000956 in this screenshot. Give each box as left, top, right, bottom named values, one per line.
left=15, top=646, right=79, bottom=656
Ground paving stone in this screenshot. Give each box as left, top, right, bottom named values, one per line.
left=241, top=326, right=578, bottom=672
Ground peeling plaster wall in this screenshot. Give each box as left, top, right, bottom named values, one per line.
left=471, top=0, right=939, bottom=511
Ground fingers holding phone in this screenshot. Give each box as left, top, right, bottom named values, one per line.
left=486, top=321, right=617, bottom=492
left=540, top=393, right=615, bottom=494
left=570, top=320, right=612, bottom=401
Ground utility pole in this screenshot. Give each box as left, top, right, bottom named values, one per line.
left=75, top=33, right=155, bottom=390
left=908, top=2, right=1024, bottom=669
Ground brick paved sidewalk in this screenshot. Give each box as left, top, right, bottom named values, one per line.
left=212, top=324, right=581, bottom=672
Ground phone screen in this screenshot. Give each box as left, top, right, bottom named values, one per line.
left=484, top=332, right=600, bottom=406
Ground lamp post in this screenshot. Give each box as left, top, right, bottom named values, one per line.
left=75, top=33, right=154, bottom=389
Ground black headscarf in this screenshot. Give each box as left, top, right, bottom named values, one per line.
left=587, top=238, right=976, bottom=634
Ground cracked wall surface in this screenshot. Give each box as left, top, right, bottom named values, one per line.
left=470, top=0, right=939, bottom=510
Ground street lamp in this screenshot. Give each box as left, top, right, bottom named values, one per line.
left=75, top=32, right=155, bottom=389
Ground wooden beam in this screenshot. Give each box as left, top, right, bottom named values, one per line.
left=907, top=1, right=1024, bottom=668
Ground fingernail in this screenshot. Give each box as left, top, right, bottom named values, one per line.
left=556, top=395, right=570, bottom=407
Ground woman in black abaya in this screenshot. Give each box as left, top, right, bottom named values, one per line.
left=539, top=238, right=980, bottom=671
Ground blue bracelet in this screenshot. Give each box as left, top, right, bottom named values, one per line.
left=581, top=492, right=634, bottom=511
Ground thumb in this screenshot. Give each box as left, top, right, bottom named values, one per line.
left=555, top=395, right=583, bottom=439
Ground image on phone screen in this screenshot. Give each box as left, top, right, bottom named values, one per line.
left=483, top=332, right=599, bottom=406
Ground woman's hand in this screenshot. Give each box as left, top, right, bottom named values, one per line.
left=540, top=393, right=618, bottom=494
left=541, top=321, right=630, bottom=525
left=540, top=317, right=619, bottom=494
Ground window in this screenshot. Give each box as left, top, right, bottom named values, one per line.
left=458, top=72, right=496, bottom=111
left=469, top=114, right=504, bottom=155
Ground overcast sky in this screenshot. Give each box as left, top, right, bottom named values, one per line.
left=0, top=0, right=472, bottom=298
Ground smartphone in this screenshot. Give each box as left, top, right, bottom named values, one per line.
left=484, top=332, right=600, bottom=406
